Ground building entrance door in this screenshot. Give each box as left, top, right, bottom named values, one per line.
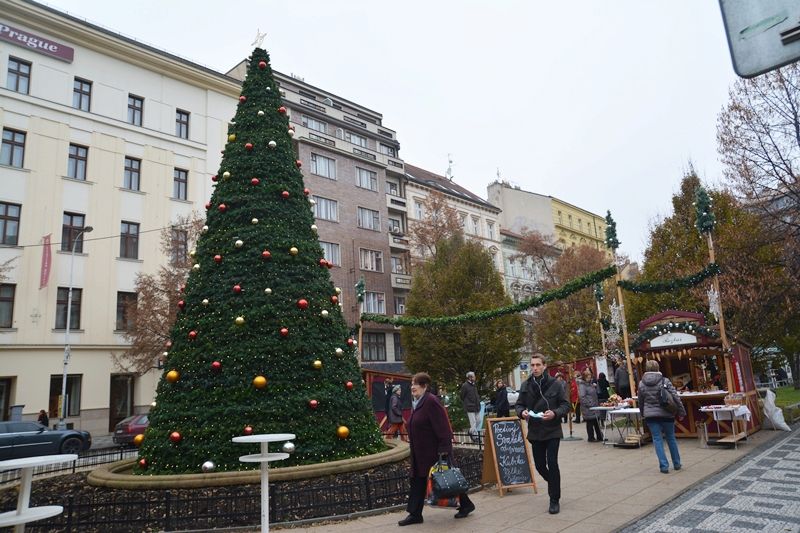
left=0, top=378, right=11, bottom=420
left=109, top=374, right=134, bottom=431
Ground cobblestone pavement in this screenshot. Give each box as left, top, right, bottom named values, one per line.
left=619, top=427, right=800, bottom=533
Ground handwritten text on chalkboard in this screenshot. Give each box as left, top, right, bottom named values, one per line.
left=490, top=420, right=532, bottom=486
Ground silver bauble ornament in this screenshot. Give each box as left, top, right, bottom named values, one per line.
left=309, top=199, right=316, bottom=206
left=192, top=264, right=200, bottom=271
left=288, top=129, right=295, bottom=138
left=258, top=110, right=265, bottom=116
left=335, top=287, right=342, bottom=295
left=264, top=288, right=273, bottom=295
left=311, top=224, right=317, bottom=231
left=321, top=310, right=329, bottom=318
left=268, top=140, right=277, bottom=149
left=251, top=218, right=259, bottom=225
left=202, top=298, right=209, bottom=306
left=201, top=460, right=216, bottom=473
left=235, top=239, right=244, bottom=248
left=202, top=225, right=209, bottom=233
left=335, top=347, right=344, bottom=356
left=282, top=442, right=296, bottom=454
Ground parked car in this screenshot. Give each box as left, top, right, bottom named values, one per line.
left=113, top=414, right=149, bottom=445
left=0, top=421, right=92, bottom=460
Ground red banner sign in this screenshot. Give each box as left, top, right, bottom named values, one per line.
left=40, top=234, right=51, bottom=289
left=0, top=22, right=74, bottom=63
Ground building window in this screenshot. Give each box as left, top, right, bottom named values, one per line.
left=487, top=221, right=495, bottom=240
left=312, top=196, right=338, bottom=221
left=1, top=128, right=26, bottom=168
left=557, top=211, right=563, bottom=225
left=414, top=201, right=424, bottom=219
left=170, top=228, right=188, bottom=265
left=345, top=130, right=368, bottom=148
left=391, top=255, right=406, bottom=274
left=388, top=217, right=402, bottom=234
left=0, top=202, right=21, bottom=245
left=120, top=221, right=140, bottom=259
left=6, top=57, right=31, bottom=94
left=471, top=216, right=480, bottom=235
left=127, top=94, right=144, bottom=126
left=55, top=287, right=82, bottom=330
left=49, top=374, right=81, bottom=417
left=357, top=207, right=380, bottom=231
left=319, top=241, right=341, bottom=266
left=61, top=212, right=86, bottom=253
left=362, top=332, right=386, bottom=361
left=310, top=153, right=336, bottom=179
left=67, top=144, right=88, bottom=181
left=380, top=144, right=396, bottom=157
left=578, top=218, right=583, bottom=232
left=175, top=109, right=190, bottom=139
left=393, top=332, right=404, bottom=361
left=124, top=157, right=141, bottom=191
left=173, top=168, right=188, bottom=200
left=394, top=295, right=406, bottom=315
left=302, top=115, right=327, bottom=133
left=72, top=78, right=92, bottom=111
left=386, top=180, right=399, bottom=196
left=363, top=291, right=386, bottom=314
left=359, top=249, right=383, bottom=272
left=115, top=292, right=137, bottom=331
left=568, top=214, right=573, bottom=228
left=355, top=167, right=378, bottom=191
left=0, top=284, right=15, bottom=328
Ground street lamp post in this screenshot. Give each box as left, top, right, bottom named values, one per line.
left=57, top=226, right=93, bottom=430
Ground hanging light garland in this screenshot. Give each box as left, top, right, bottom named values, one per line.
left=617, top=263, right=721, bottom=293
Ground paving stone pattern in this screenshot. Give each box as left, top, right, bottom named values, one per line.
left=620, top=429, right=800, bottom=533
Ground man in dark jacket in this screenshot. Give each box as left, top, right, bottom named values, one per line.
left=460, top=371, right=480, bottom=439
left=516, top=353, right=570, bottom=515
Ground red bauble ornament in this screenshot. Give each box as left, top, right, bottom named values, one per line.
left=177, top=300, right=185, bottom=310
left=211, top=175, right=218, bottom=182
left=205, top=201, right=211, bottom=210
left=278, top=106, right=287, bottom=114
left=345, top=381, right=354, bottom=390
left=280, top=327, right=289, bottom=337
left=211, top=361, right=222, bottom=372
left=233, top=284, right=242, bottom=294
left=245, top=142, right=254, bottom=151
left=330, top=295, right=339, bottom=304
left=304, top=188, right=311, bottom=196
left=297, top=299, right=309, bottom=310
left=138, top=458, right=148, bottom=468
left=281, top=191, right=290, bottom=199
left=188, top=330, right=197, bottom=340
left=244, top=425, right=254, bottom=435
left=250, top=178, right=260, bottom=186
left=261, top=250, right=271, bottom=260
left=346, top=338, right=354, bottom=347
left=258, top=60, right=267, bottom=70
left=326, top=261, right=333, bottom=269
left=295, top=160, right=302, bottom=168
left=309, top=399, right=319, bottom=409
left=319, top=258, right=328, bottom=267
left=218, top=203, right=227, bottom=212
left=239, top=95, right=247, bottom=103
left=213, top=254, right=223, bottom=263
left=169, top=431, right=182, bottom=443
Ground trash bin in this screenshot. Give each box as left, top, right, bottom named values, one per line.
left=10, top=405, right=25, bottom=421
left=696, top=422, right=708, bottom=448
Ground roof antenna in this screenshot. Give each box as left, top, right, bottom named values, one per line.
left=496, top=167, right=502, bottom=181
left=445, top=154, right=454, bottom=181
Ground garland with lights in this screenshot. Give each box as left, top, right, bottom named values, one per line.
left=630, top=321, right=719, bottom=350
left=362, top=265, right=617, bottom=327
left=617, top=263, right=721, bottom=294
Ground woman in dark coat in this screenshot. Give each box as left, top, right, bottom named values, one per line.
left=399, top=372, right=475, bottom=526
left=596, top=372, right=610, bottom=402
left=494, top=379, right=510, bottom=417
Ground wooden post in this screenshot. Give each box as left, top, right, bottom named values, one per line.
left=613, top=264, right=637, bottom=404
left=706, top=233, right=735, bottom=392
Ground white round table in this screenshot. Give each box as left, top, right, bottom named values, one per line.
left=0, top=454, right=78, bottom=532
left=232, top=433, right=295, bottom=533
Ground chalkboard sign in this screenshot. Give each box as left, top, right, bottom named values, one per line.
left=481, top=417, right=537, bottom=496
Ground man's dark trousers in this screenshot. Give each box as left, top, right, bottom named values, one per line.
left=531, top=437, right=561, bottom=502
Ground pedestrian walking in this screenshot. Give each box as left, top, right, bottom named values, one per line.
left=596, top=372, right=610, bottom=402
left=615, top=362, right=631, bottom=399
left=459, top=371, right=480, bottom=440
left=399, top=372, right=475, bottom=526
left=387, top=385, right=407, bottom=441
left=37, top=409, right=49, bottom=427
left=494, top=379, right=510, bottom=417
left=638, top=359, right=686, bottom=473
left=578, top=368, right=602, bottom=442
left=516, top=353, right=570, bottom=514
left=569, top=374, right=580, bottom=423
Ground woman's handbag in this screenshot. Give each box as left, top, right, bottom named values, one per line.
left=429, top=459, right=469, bottom=498
left=659, top=378, right=679, bottom=415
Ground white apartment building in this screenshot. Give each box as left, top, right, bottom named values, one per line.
left=0, top=0, right=238, bottom=434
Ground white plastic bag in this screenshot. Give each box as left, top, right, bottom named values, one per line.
left=762, top=389, right=791, bottom=431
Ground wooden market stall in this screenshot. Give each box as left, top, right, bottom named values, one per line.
left=630, top=310, right=761, bottom=442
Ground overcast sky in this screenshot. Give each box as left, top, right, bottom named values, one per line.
left=41, top=0, right=739, bottom=262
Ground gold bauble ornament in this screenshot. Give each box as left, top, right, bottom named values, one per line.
left=289, top=247, right=299, bottom=256
left=312, top=360, right=323, bottom=369
left=222, top=171, right=231, bottom=179
left=253, top=375, right=267, bottom=389
left=251, top=218, right=259, bottom=225
left=166, top=370, right=180, bottom=383
left=189, top=249, right=197, bottom=258
left=335, top=287, right=342, bottom=295
left=133, top=434, right=145, bottom=446
left=202, top=298, right=209, bottom=306
left=321, top=310, right=329, bottom=318
left=336, top=426, right=350, bottom=439
left=235, top=316, right=245, bottom=325
left=228, top=134, right=236, bottom=142
left=264, top=288, right=272, bottom=295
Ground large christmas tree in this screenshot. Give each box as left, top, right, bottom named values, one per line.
left=136, top=47, right=385, bottom=475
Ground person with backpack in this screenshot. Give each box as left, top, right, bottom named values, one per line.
left=638, top=359, right=686, bottom=473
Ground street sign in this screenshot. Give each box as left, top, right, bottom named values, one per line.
left=719, top=0, right=800, bottom=78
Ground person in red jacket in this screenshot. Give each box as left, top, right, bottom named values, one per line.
left=569, top=373, right=581, bottom=423
left=399, top=372, right=475, bottom=526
